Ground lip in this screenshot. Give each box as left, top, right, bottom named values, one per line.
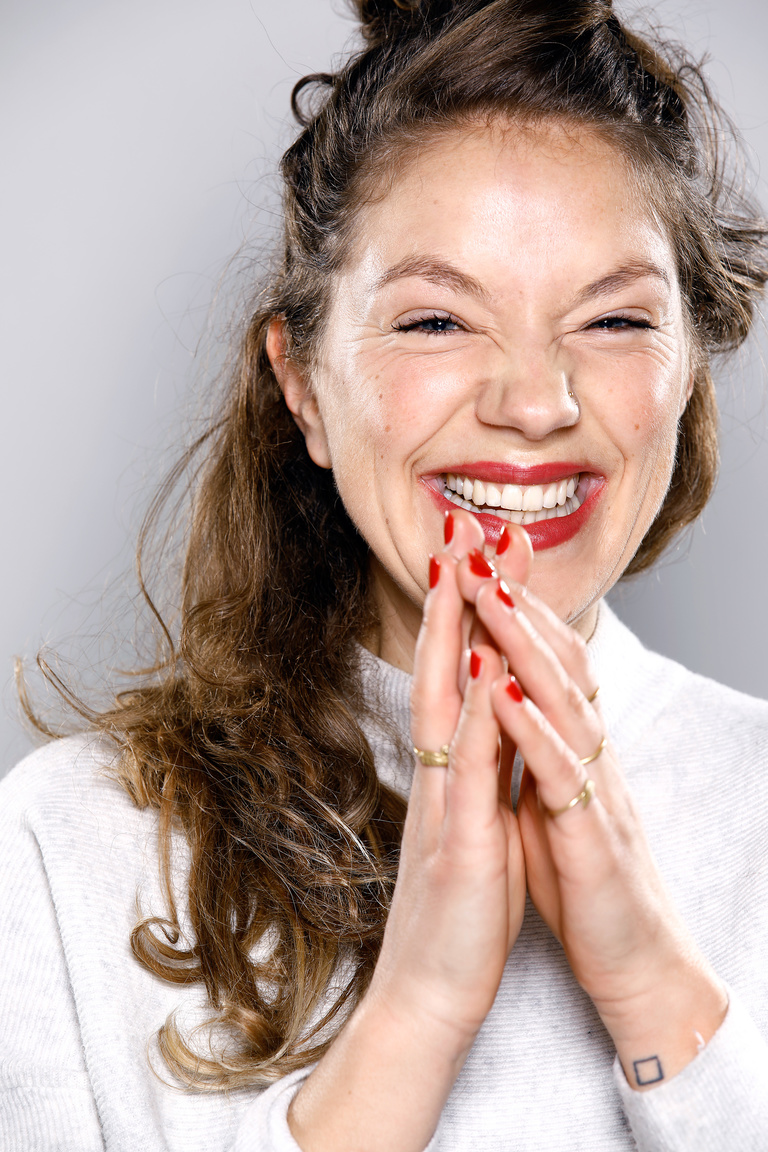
left=441, top=460, right=588, bottom=486
left=426, top=467, right=605, bottom=551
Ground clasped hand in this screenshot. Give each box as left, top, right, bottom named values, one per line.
left=370, top=509, right=726, bottom=1083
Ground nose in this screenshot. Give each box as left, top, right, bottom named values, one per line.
left=474, top=340, right=580, bottom=440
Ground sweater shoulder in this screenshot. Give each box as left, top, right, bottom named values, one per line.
left=645, top=645, right=768, bottom=734
left=0, top=733, right=140, bottom=834
left=596, top=604, right=768, bottom=755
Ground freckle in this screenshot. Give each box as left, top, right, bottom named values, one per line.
left=634, top=423, right=640, bottom=431
left=385, top=424, right=391, bottom=433
left=378, top=392, right=383, bottom=400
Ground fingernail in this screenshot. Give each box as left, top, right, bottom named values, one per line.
left=497, top=581, right=515, bottom=609
left=468, top=548, right=494, bottom=578
left=444, top=510, right=455, bottom=544
left=496, top=526, right=511, bottom=555
left=506, top=677, right=523, bottom=703
left=470, top=650, right=483, bottom=679
left=429, top=555, right=440, bottom=589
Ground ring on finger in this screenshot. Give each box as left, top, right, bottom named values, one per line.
left=579, top=735, right=606, bottom=766
left=586, top=684, right=600, bottom=704
left=542, top=777, right=596, bottom=818
left=413, top=744, right=450, bottom=767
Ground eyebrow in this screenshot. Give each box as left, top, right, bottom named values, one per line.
left=570, top=261, right=671, bottom=308
left=373, top=256, right=492, bottom=305
left=372, top=255, right=670, bottom=311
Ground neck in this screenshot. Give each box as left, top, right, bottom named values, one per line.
left=363, top=557, right=423, bottom=674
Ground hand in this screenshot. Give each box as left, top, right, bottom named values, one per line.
left=288, top=512, right=530, bottom=1152
left=453, top=518, right=727, bottom=1087
left=369, top=510, right=527, bottom=1043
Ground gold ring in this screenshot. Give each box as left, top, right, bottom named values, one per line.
left=586, top=685, right=600, bottom=703
left=579, top=735, right=606, bottom=766
left=543, top=778, right=596, bottom=818
left=413, top=744, right=450, bottom=767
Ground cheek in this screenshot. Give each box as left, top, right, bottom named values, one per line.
left=325, top=350, right=468, bottom=470
left=589, top=354, right=685, bottom=469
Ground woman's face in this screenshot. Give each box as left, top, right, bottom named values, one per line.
left=275, top=122, right=692, bottom=656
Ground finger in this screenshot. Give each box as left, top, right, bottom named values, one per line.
left=457, top=550, right=498, bottom=656
left=444, top=515, right=500, bottom=655
left=491, top=673, right=606, bottom=825
left=498, top=734, right=516, bottom=812
left=517, top=765, right=560, bottom=892
left=442, top=507, right=488, bottom=560
left=475, top=579, right=603, bottom=767
left=497, top=579, right=599, bottom=705
left=410, top=553, right=465, bottom=822
left=454, top=543, right=498, bottom=604
left=493, top=524, right=534, bottom=588
left=443, top=645, right=507, bottom=836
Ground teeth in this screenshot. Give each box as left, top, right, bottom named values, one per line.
left=500, top=483, right=523, bottom=510
left=522, top=485, right=544, bottom=512
left=443, top=471, right=583, bottom=523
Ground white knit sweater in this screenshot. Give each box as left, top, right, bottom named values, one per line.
left=1, top=603, right=767, bottom=1151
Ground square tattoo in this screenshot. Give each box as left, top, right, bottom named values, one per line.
left=633, top=1056, right=664, bottom=1086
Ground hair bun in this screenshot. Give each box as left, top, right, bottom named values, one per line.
left=353, top=1, right=615, bottom=49
left=351, top=0, right=465, bottom=47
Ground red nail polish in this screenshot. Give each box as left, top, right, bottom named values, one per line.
left=468, top=548, right=494, bottom=578
left=496, top=526, right=511, bottom=555
left=497, top=581, right=515, bottom=609
left=444, top=510, right=455, bottom=544
left=506, top=677, right=523, bottom=703
left=470, top=650, right=483, bottom=679
left=429, top=555, right=440, bottom=589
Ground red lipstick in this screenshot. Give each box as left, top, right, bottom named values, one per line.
left=426, top=469, right=604, bottom=551
left=446, top=461, right=585, bottom=485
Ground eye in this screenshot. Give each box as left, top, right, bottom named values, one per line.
left=588, top=315, right=655, bottom=331
left=392, top=312, right=462, bottom=335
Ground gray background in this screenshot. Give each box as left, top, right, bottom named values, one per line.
left=2, top=0, right=767, bottom=779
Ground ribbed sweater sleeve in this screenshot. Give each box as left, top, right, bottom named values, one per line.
left=0, top=792, right=103, bottom=1151
left=231, top=1070, right=443, bottom=1152
left=228, top=993, right=768, bottom=1152
left=614, top=990, right=768, bottom=1151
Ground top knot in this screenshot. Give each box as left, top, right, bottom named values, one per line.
left=350, top=0, right=475, bottom=48
left=351, top=0, right=615, bottom=50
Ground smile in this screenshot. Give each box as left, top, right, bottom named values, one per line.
left=443, top=472, right=581, bottom=524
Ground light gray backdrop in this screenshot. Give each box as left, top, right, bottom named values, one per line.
left=2, top=0, right=767, bottom=779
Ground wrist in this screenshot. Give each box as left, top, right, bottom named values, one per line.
left=288, top=986, right=475, bottom=1152
left=364, top=974, right=480, bottom=1064
left=595, top=955, right=728, bottom=1092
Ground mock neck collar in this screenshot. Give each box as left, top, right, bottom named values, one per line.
left=355, top=599, right=676, bottom=795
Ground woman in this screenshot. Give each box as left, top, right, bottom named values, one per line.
left=1, top=1, right=767, bottom=1149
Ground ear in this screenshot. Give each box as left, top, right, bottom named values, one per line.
left=266, top=318, right=332, bottom=469
left=680, top=366, right=695, bottom=416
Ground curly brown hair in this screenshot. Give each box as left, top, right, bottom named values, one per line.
left=33, top=0, right=768, bottom=1089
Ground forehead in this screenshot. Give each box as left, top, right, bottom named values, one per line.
left=341, top=119, right=677, bottom=298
